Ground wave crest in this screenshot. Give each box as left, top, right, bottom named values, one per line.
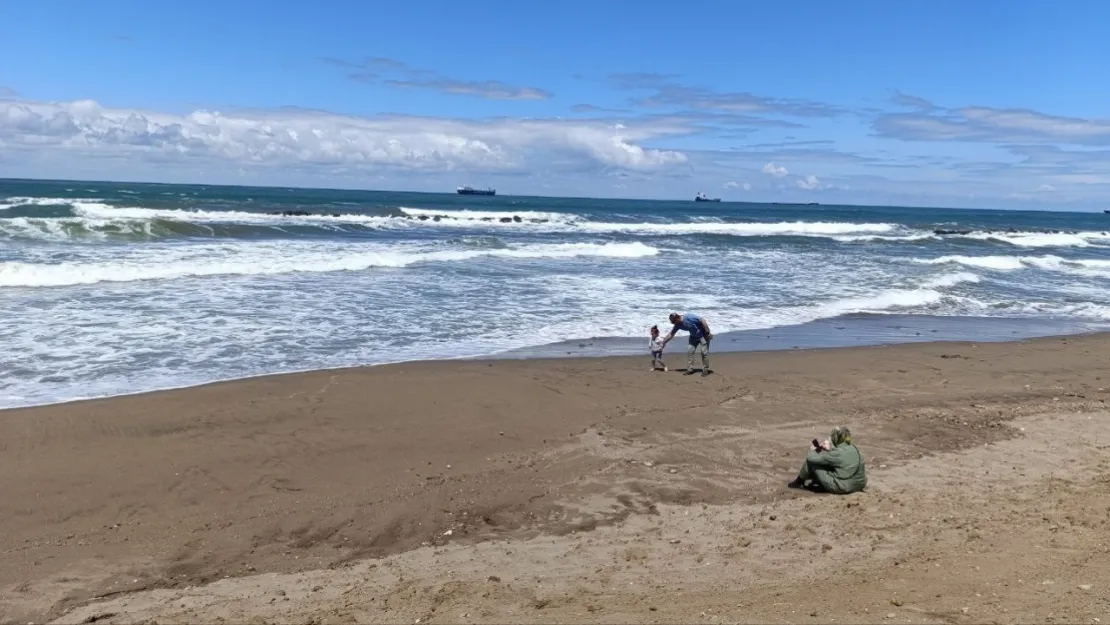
left=917, top=254, right=1110, bottom=275
left=0, top=241, right=659, bottom=288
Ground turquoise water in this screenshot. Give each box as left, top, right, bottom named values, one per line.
left=3, top=177, right=1110, bottom=408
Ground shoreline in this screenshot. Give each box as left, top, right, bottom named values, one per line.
left=3, top=332, right=1110, bottom=623
left=3, top=313, right=1105, bottom=412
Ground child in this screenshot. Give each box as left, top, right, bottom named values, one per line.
left=649, top=325, right=667, bottom=371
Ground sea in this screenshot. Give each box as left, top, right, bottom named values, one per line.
left=3, top=177, right=1110, bottom=409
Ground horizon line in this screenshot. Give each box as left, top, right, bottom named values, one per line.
left=0, top=175, right=1101, bottom=216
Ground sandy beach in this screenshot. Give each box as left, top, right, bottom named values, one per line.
left=3, top=334, right=1110, bottom=624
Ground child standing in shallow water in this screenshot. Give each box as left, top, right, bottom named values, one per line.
left=649, top=325, right=667, bottom=371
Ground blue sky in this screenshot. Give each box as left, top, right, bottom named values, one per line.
left=1, top=0, right=1109, bottom=208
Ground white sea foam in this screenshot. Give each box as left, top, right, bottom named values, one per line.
left=0, top=251, right=1104, bottom=410
left=579, top=220, right=898, bottom=237
left=0, top=213, right=164, bottom=241
left=455, top=276, right=968, bottom=357
left=815, top=288, right=945, bottom=317
left=963, top=231, right=1110, bottom=248
left=1007, top=300, right=1110, bottom=321
left=921, top=271, right=981, bottom=288
left=395, top=215, right=902, bottom=238
left=0, top=196, right=100, bottom=210
left=0, top=241, right=659, bottom=288
left=72, top=202, right=390, bottom=225
left=7, top=199, right=1110, bottom=250
left=62, top=202, right=902, bottom=238
left=0, top=202, right=400, bottom=240
left=7, top=194, right=1110, bottom=410
left=67, top=203, right=575, bottom=230
left=918, top=255, right=1029, bottom=271
left=918, top=254, right=1110, bottom=276
left=830, top=233, right=936, bottom=243
left=5, top=199, right=903, bottom=242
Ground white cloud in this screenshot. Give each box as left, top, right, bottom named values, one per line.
left=1046, top=173, right=1110, bottom=185
left=323, top=57, right=554, bottom=101
left=796, top=174, right=821, bottom=190
left=0, top=97, right=688, bottom=175
left=3, top=93, right=1110, bottom=208
left=761, top=161, right=788, bottom=177
left=610, top=73, right=844, bottom=118
left=876, top=96, right=1110, bottom=147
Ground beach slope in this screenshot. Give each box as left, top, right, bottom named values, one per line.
left=3, top=335, right=1110, bottom=623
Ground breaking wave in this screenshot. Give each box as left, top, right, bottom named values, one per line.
left=8, top=198, right=1110, bottom=251
left=0, top=241, right=659, bottom=288
left=7, top=181, right=1110, bottom=411
left=961, top=231, right=1110, bottom=248
left=1, top=200, right=905, bottom=241
left=917, top=254, right=1110, bottom=276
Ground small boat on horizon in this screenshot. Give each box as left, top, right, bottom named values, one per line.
left=694, top=191, right=721, bottom=202
left=457, top=185, right=496, bottom=196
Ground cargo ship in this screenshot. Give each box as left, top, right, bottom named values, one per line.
left=457, top=185, right=496, bottom=196
left=694, top=191, right=721, bottom=202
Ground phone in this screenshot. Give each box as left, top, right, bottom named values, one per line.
left=812, top=438, right=821, bottom=449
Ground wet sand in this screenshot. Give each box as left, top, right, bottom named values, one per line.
left=3, top=334, right=1110, bottom=623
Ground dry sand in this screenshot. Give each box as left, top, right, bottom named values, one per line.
left=3, top=335, right=1110, bottom=624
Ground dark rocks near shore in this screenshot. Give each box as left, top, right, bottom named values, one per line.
left=257, top=212, right=1107, bottom=239
left=267, top=210, right=343, bottom=218
left=264, top=210, right=548, bottom=224
left=407, top=213, right=549, bottom=224
left=931, top=227, right=1107, bottom=236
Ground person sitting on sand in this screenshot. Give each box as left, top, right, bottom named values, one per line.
left=660, top=312, right=712, bottom=376
left=788, top=426, right=867, bottom=494
left=649, top=325, right=667, bottom=372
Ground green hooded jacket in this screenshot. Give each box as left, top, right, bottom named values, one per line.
left=805, top=432, right=867, bottom=495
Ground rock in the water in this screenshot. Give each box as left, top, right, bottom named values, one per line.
left=268, top=210, right=313, bottom=217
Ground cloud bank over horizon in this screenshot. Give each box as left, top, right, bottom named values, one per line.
left=2, top=62, right=1109, bottom=209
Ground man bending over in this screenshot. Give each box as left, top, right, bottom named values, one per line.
left=661, top=311, right=712, bottom=376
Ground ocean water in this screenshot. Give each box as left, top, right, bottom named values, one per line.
left=3, top=178, right=1110, bottom=409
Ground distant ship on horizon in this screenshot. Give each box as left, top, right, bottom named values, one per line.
left=694, top=191, right=721, bottom=202
left=457, top=185, right=496, bottom=196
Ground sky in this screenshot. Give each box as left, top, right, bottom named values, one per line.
left=1, top=0, right=1109, bottom=209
